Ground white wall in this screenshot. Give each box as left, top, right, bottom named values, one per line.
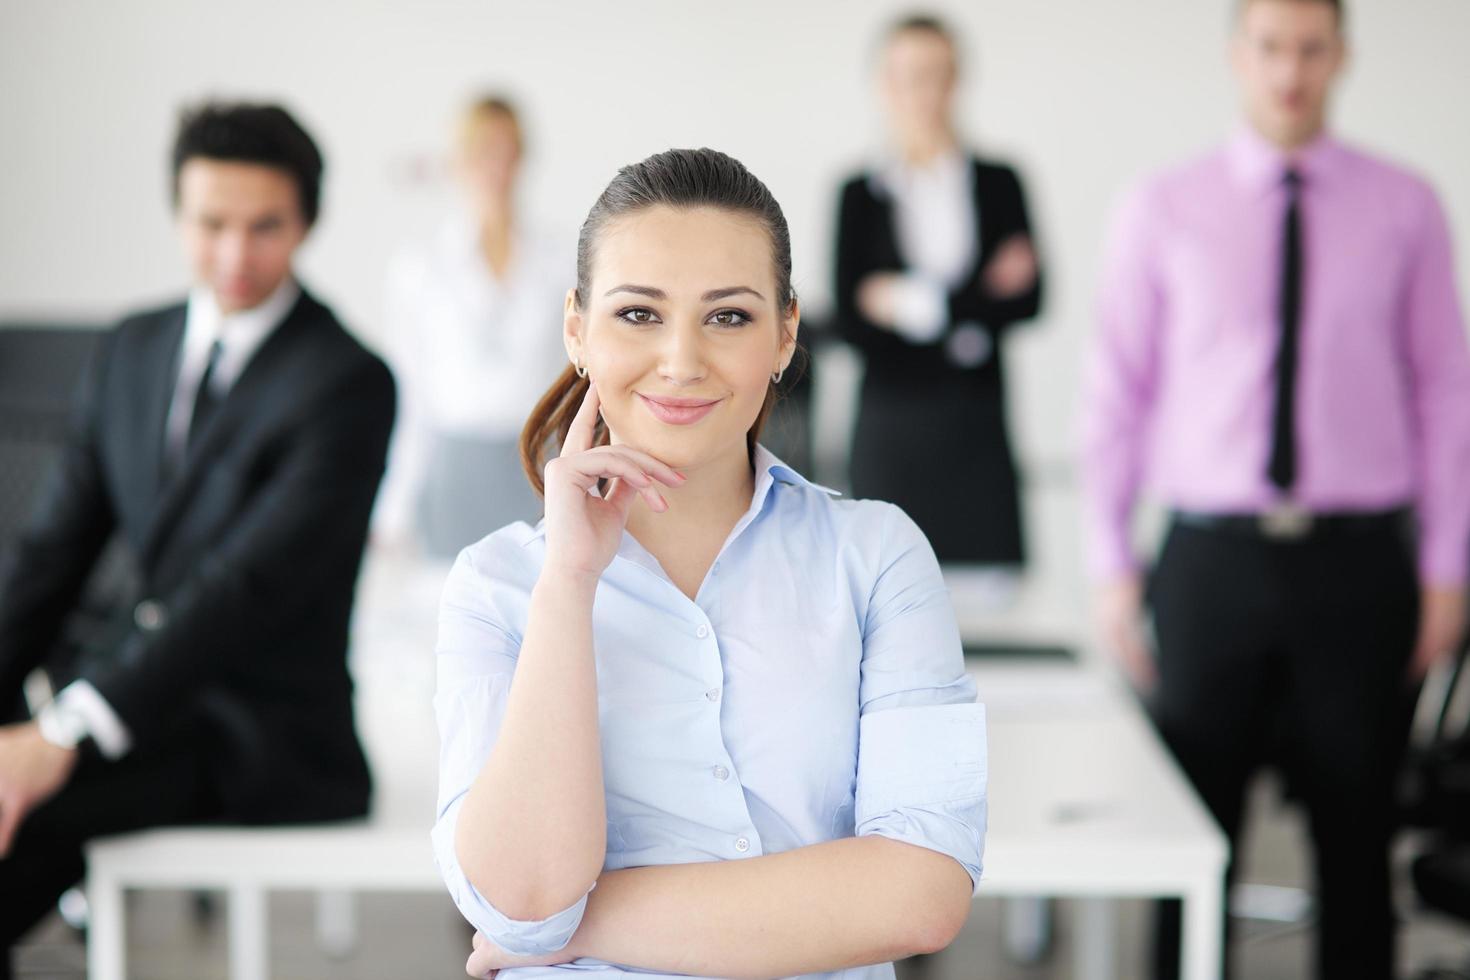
left=2, top=0, right=1467, bottom=634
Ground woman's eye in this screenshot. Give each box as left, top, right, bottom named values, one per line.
left=616, top=307, right=659, bottom=325
left=710, top=309, right=752, bottom=327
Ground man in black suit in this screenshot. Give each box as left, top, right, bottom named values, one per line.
left=0, top=102, right=395, bottom=972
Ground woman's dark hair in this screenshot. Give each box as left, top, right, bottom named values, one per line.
left=171, top=101, right=325, bottom=225
left=520, top=147, right=800, bottom=497
left=878, top=13, right=963, bottom=74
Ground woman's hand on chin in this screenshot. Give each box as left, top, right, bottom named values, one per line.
left=540, top=382, right=685, bottom=585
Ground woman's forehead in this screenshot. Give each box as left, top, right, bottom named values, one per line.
left=591, top=206, right=774, bottom=296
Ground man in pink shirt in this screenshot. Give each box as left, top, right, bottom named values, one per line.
left=1083, top=0, right=1470, bottom=977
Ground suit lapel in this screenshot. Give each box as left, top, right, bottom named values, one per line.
left=863, top=174, right=905, bottom=270
left=969, top=158, right=995, bottom=261
left=130, top=309, right=186, bottom=513
left=140, top=293, right=316, bottom=565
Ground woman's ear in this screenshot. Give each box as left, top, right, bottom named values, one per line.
left=778, top=299, right=801, bottom=374
left=563, top=287, right=584, bottom=367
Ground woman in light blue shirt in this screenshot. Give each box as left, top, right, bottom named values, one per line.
left=433, top=147, right=988, bottom=979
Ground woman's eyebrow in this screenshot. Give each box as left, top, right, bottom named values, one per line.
left=602, top=285, right=766, bottom=302
left=605, top=284, right=666, bottom=299
left=702, top=286, right=765, bottom=302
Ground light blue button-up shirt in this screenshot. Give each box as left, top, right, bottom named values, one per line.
left=432, top=446, right=988, bottom=979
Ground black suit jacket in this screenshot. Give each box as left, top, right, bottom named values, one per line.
left=0, top=287, right=395, bottom=823
left=831, top=156, right=1043, bottom=564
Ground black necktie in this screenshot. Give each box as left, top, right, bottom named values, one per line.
left=1267, top=169, right=1303, bottom=491
left=187, top=339, right=225, bottom=453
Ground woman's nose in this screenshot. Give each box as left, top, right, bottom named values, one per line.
left=657, top=322, right=708, bottom=385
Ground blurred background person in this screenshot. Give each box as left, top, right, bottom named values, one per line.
left=0, top=102, right=394, bottom=977
left=832, top=13, right=1043, bottom=606
left=373, top=95, right=569, bottom=561
left=1083, top=0, right=1470, bottom=976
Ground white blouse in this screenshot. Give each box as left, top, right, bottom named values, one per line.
left=374, top=216, right=571, bottom=538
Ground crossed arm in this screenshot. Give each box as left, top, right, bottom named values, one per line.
left=470, top=836, right=973, bottom=978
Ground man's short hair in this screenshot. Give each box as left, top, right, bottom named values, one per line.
left=885, top=13, right=957, bottom=47
left=171, top=102, right=325, bottom=225
left=1238, top=0, right=1345, bottom=27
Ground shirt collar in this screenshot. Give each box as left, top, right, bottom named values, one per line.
left=869, top=145, right=971, bottom=199
left=1227, top=123, right=1343, bottom=194
left=183, top=276, right=300, bottom=381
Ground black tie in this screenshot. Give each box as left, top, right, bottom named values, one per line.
left=187, top=339, right=225, bottom=453
left=1267, top=169, right=1303, bottom=491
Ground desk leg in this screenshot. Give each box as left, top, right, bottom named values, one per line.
left=229, top=884, right=268, bottom=980
left=1074, top=898, right=1117, bottom=980
left=316, top=889, right=357, bottom=957
left=86, top=871, right=125, bottom=980
left=1001, top=897, right=1050, bottom=962
left=1181, top=881, right=1223, bottom=980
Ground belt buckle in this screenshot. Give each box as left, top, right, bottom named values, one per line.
left=1259, top=503, right=1314, bottom=540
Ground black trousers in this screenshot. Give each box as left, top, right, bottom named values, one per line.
left=0, top=712, right=219, bottom=980
left=1147, top=519, right=1419, bottom=980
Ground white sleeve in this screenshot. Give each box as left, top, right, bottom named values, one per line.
left=38, top=680, right=134, bottom=759
left=888, top=274, right=949, bottom=343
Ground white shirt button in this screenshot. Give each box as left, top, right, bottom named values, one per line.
left=734, top=836, right=750, bottom=853
left=695, top=624, right=709, bottom=639
left=705, top=688, right=720, bottom=702
left=712, top=765, right=729, bottom=781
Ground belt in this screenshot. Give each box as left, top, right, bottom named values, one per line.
left=1171, top=504, right=1409, bottom=542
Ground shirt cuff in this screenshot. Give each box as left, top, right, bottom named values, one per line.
left=888, top=275, right=949, bottom=343
left=855, top=702, right=988, bottom=893
left=41, top=680, right=133, bottom=759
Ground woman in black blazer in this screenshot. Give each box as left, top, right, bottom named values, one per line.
left=834, top=15, right=1043, bottom=568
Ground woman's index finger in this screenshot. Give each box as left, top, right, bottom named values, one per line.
left=561, top=381, right=600, bottom=456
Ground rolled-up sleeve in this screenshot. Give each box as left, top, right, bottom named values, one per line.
left=431, top=545, right=590, bottom=955
left=854, top=505, right=988, bottom=893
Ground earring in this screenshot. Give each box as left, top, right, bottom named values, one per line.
left=574, top=358, right=588, bottom=380
left=771, top=366, right=785, bottom=384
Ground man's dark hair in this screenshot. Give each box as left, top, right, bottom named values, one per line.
left=171, top=102, right=325, bottom=225
left=886, top=13, right=956, bottom=44
left=1238, top=0, right=1345, bottom=27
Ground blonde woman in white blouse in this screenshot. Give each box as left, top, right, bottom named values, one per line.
left=376, top=96, right=569, bottom=558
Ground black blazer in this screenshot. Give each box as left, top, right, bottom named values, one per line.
left=831, top=156, right=1043, bottom=565
left=833, top=156, right=1042, bottom=379
left=0, top=288, right=395, bottom=823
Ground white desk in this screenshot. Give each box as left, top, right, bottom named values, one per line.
left=971, top=658, right=1228, bottom=980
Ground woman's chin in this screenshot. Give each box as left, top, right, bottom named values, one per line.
left=613, top=423, right=743, bottom=471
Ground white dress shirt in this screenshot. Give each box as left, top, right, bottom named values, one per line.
left=164, top=277, right=300, bottom=466
left=36, top=277, right=300, bottom=759
left=875, top=148, right=979, bottom=343
left=373, top=216, right=571, bottom=540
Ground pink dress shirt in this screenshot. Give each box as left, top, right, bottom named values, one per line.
left=1084, top=126, right=1470, bottom=585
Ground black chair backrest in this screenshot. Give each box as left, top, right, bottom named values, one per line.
left=0, top=324, right=107, bottom=555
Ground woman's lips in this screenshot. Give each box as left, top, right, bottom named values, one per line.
left=637, top=393, right=721, bottom=425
